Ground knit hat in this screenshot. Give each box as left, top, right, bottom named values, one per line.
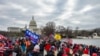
left=50, top=46, right=55, bottom=50
left=92, top=53, right=97, bottom=56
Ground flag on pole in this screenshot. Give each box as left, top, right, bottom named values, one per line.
left=25, top=29, right=39, bottom=44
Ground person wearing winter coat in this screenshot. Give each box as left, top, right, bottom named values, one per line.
left=44, top=41, right=51, bottom=53
left=39, top=40, right=45, bottom=56
left=46, top=46, right=55, bottom=56
left=32, top=44, right=40, bottom=56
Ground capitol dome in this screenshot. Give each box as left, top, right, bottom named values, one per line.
left=28, top=16, right=41, bottom=34
left=29, top=16, right=38, bottom=33
left=29, top=18, right=37, bottom=27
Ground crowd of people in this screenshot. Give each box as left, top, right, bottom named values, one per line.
left=0, top=38, right=100, bottom=56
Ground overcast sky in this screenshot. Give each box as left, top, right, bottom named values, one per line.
left=0, top=0, right=100, bottom=31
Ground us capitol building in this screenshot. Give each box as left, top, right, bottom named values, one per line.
left=7, top=16, right=41, bottom=34
left=28, top=16, right=41, bottom=34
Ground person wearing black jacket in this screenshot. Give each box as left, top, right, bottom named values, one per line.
left=39, top=41, right=45, bottom=56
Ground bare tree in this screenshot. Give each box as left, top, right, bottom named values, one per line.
left=55, top=25, right=66, bottom=37
left=42, top=21, right=56, bottom=36
left=65, top=26, right=74, bottom=38
left=74, top=27, right=79, bottom=37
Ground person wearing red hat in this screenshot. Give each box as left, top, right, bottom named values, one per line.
left=92, top=53, right=97, bottom=56
left=82, top=48, right=90, bottom=56
left=83, top=48, right=89, bottom=54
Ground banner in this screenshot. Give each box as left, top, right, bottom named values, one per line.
left=25, top=29, right=39, bottom=44
left=54, top=34, right=61, bottom=40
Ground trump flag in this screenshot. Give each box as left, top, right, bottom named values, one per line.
left=25, top=29, right=39, bottom=44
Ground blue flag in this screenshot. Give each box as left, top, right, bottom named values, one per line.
left=25, top=29, right=39, bottom=44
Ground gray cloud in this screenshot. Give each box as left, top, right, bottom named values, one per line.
left=0, top=0, right=100, bottom=31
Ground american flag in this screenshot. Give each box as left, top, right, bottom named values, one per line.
left=0, top=34, right=7, bottom=40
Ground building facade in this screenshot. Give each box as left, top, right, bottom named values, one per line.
left=8, top=27, right=22, bottom=32
left=7, top=16, right=41, bottom=34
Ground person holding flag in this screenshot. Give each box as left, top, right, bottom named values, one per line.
left=25, top=29, right=40, bottom=56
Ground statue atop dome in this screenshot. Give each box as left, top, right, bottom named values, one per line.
left=32, top=16, right=34, bottom=20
